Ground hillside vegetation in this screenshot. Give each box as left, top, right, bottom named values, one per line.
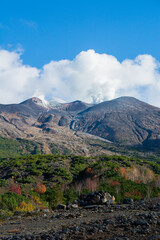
left=0, top=154, right=160, bottom=218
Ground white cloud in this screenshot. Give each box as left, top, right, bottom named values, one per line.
left=0, top=48, right=160, bottom=107
left=0, top=49, right=39, bottom=103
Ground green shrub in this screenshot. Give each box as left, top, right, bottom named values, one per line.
left=18, top=176, right=34, bottom=183
left=63, top=188, right=78, bottom=203
left=0, top=192, right=27, bottom=211
left=0, top=179, right=7, bottom=187
left=0, top=209, right=13, bottom=219
left=53, top=168, right=72, bottom=181
left=31, top=168, right=43, bottom=176
left=44, top=187, right=64, bottom=209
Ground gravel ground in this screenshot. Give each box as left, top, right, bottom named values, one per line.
left=0, top=198, right=160, bottom=240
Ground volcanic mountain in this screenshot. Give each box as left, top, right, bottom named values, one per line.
left=0, top=96, right=160, bottom=155
left=72, top=97, right=160, bottom=147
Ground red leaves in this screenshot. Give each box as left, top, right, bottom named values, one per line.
left=124, top=190, right=142, bottom=198
left=10, top=184, right=22, bottom=195
left=108, top=179, right=121, bottom=187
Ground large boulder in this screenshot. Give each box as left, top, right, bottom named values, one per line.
left=57, top=204, right=66, bottom=210
left=123, top=198, right=133, bottom=204
left=78, top=191, right=113, bottom=206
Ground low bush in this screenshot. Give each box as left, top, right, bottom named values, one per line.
left=0, top=192, right=27, bottom=211
left=0, top=179, right=7, bottom=187
left=35, top=182, right=47, bottom=194
left=0, top=209, right=13, bottom=219
left=10, top=184, right=21, bottom=195
left=44, top=187, right=64, bottom=209
left=15, top=201, right=34, bottom=212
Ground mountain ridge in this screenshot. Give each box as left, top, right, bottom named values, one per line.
left=0, top=96, right=160, bottom=155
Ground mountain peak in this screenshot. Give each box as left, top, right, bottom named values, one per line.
left=61, top=100, right=93, bottom=111
left=20, top=97, right=48, bottom=108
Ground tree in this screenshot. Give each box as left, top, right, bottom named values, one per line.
left=35, top=182, right=46, bottom=194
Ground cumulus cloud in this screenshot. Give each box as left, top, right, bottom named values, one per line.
left=0, top=49, right=160, bottom=107
left=0, top=49, right=39, bottom=103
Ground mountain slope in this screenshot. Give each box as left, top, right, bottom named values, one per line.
left=0, top=98, right=113, bottom=156
left=0, top=96, right=160, bottom=155
left=72, top=97, right=160, bottom=146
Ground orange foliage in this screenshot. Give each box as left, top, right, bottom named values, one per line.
left=108, top=179, right=121, bottom=187
left=119, top=168, right=128, bottom=180
left=93, top=174, right=97, bottom=179
left=35, top=182, right=46, bottom=194
left=15, top=201, right=34, bottom=212
left=86, top=168, right=92, bottom=173
left=135, top=179, right=141, bottom=184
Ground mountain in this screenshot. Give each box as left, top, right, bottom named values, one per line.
left=0, top=98, right=113, bottom=156
left=59, top=100, right=93, bottom=112
left=0, top=96, right=160, bottom=156
left=72, top=97, right=160, bottom=147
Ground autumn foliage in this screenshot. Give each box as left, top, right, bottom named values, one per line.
left=85, top=168, right=92, bottom=173
left=124, top=190, right=142, bottom=199
left=35, top=182, right=46, bottom=194
left=119, top=168, right=128, bottom=180
left=10, top=184, right=22, bottom=195
left=108, top=179, right=121, bottom=187
left=85, top=168, right=97, bottom=178
left=15, top=201, right=34, bottom=212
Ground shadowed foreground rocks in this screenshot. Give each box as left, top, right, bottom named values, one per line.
left=0, top=197, right=160, bottom=240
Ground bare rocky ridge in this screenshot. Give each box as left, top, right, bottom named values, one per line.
left=0, top=96, right=160, bottom=154
left=73, top=97, right=160, bottom=147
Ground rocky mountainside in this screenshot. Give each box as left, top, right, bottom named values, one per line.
left=73, top=97, right=160, bottom=147
left=0, top=96, right=160, bottom=155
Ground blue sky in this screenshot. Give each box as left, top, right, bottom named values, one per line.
left=0, top=0, right=160, bottom=106
left=0, top=0, right=160, bottom=67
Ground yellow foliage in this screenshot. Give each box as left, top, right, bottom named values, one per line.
left=31, top=195, right=49, bottom=209
left=112, top=196, right=116, bottom=204
left=32, top=195, right=42, bottom=205
left=15, top=201, right=34, bottom=212
left=125, top=165, right=155, bottom=184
